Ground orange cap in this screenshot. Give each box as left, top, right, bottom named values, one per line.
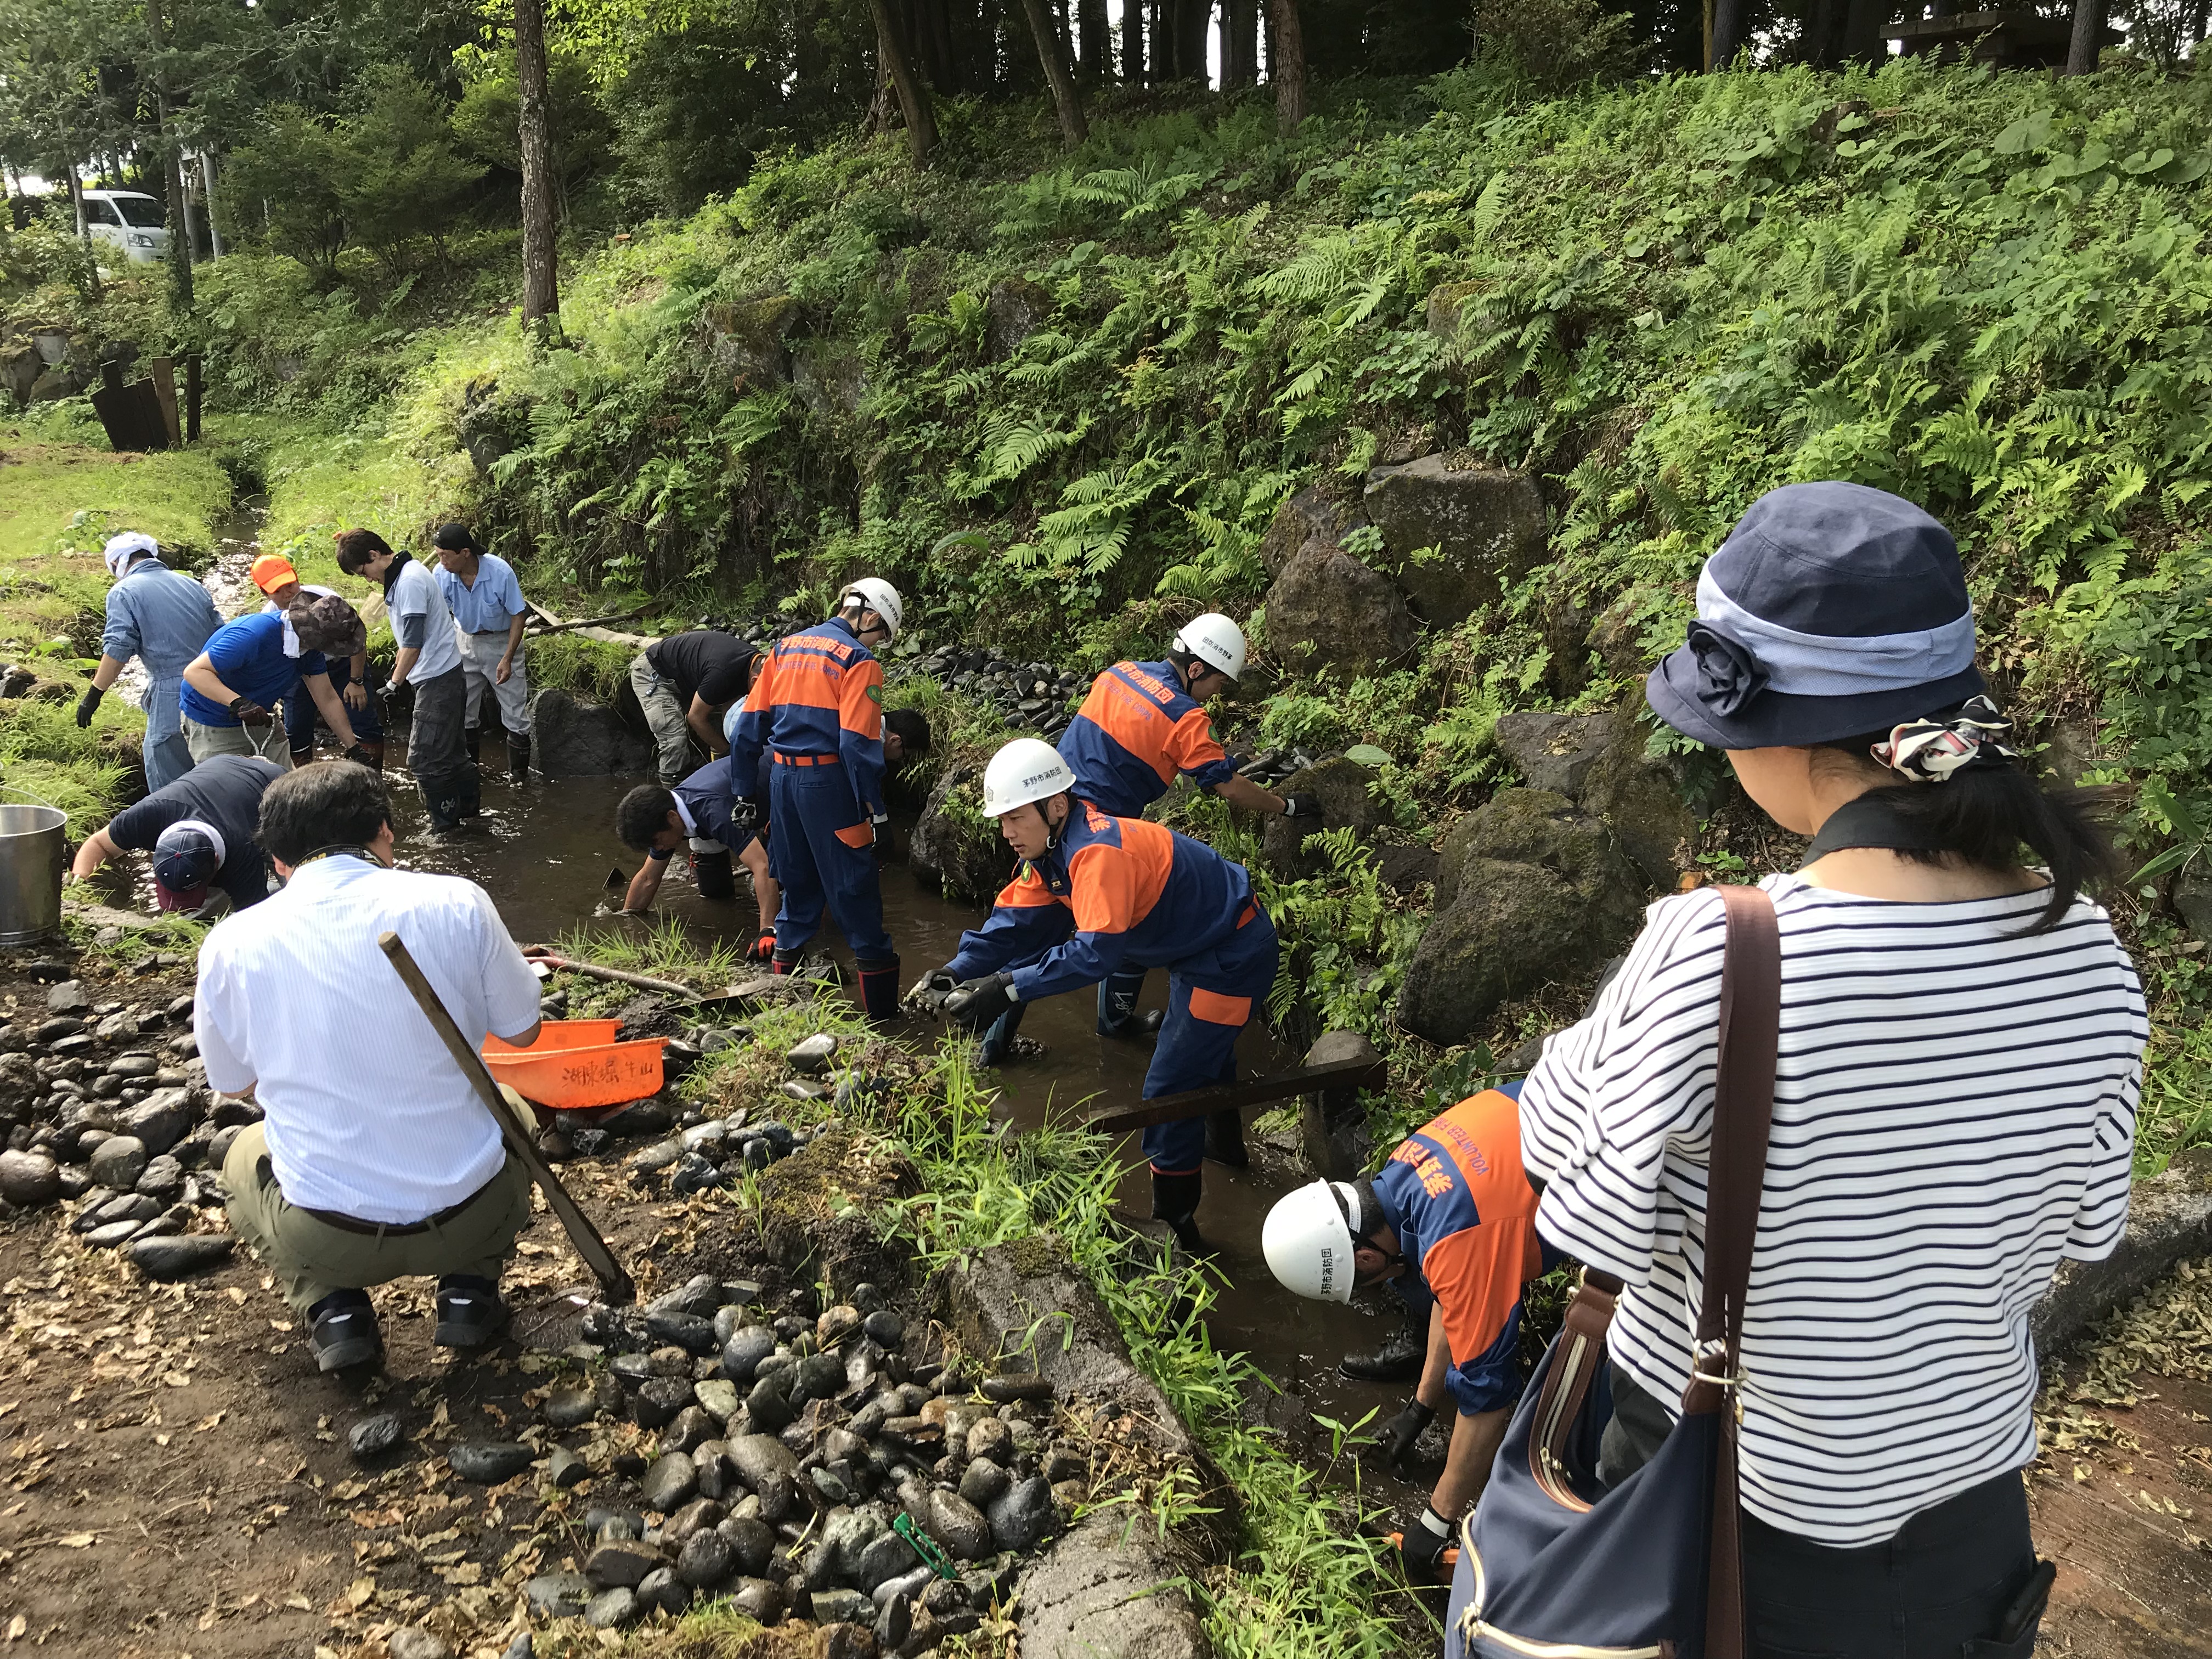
left=250, top=554, right=298, bottom=595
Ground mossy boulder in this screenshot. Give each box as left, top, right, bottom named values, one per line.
left=986, top=277, right=1055, bottom=360
left=1256, top=484, right=1362, bottom=581
left=1261, top=755, right=1387, bottom=877
left=1399, top=789, right=1647, bottom=1046
left=696, top=294, right=799, bottom=389
left=1263, top=540, right=1418, bottom=676
left=910, top=763, right=1014, bottom=902
left=1577, top=705, right=1694, bottom=890
left=1362, top=456, right=1548, bottom=629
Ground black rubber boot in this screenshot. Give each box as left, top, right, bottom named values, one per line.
left=506, top=733, right=531, bottom=782
left=856, top=955, right=901, bottom=1022
left=692, top=849, right=736, bottom=900
left=356, top=738, right=387, bottom=774
left=1339, top=1317, right=1428, bottom=1384
left=465, top=724, right=483, bottom=765
left=1204, top=1108, right=1250, bottom=1170
left=770, top=946, right=803, bottom=978
left=1150, top=1170, right=1208, bottom=1254
left=307, top=1289, right=382, bottom=1373
left=434, top=1274, right=508, bottom=1350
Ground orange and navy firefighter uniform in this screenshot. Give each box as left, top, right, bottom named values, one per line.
left=728, top=614, right=899, bottom=1017
left=1373, top=1082, right=1555, bottom=1419
left=939, top=801, right=1278, bottom=1242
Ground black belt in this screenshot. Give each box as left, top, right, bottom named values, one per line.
left=272, top=1157, right=499, bottom=1235
left=467, top=629, right=511, bottom=637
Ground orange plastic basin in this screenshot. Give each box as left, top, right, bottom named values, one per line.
left=480, top=1022, right=664, bottom=1111
left=484, top=1018, right=620, bottom=1056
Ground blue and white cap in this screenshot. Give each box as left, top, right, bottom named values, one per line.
left=1645, top=482, right=1984, bottom=749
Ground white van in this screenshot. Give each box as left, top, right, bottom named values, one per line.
left=81, top=190, right=170, bottom=264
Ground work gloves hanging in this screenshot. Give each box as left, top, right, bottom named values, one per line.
left=941, top=972, right=1017, bottom=1030
left=75, top=686, right=103, bottom=729
left=1280, top=793, right=1321, bottom=819
left=1378, top=1398, right=1435, bottom=1468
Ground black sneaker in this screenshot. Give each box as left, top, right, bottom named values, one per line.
left=307, top=1290, right=382, bottom=1373
left=1339, top=1324, right=1427, bottom=1384
left=434, top=1276, right=509, bottom=1349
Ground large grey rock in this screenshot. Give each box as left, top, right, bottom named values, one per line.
left=1257, top=484, right=1362, bottom=581
left=1017, top=1516, right=1212, bottom=1659
left=986, top=276, right=1055, bottom=361
left=1299, top=1030, right=1379, bottom=1183
left=2033, top=1153, right=2212, bottom=1355
left=128, top=1233, right=234, bottom=1281
left=0, top=1150, right=59, bottom=1207
left=523, top=1571, right=592, bottom=1619
left=1362, top=456, right=1548, bottom=628
left=910, top=764, right=1014, bottom=904
left=1264, top=539, right=1419, bottom=677
left=793, top=343, right=869, bottom=423
left=585, top=1538, right=664, bottom=1589
left=87, top=1135, right=148, bottom=1191
left=531, top=689, right=654, bottom=777
left=1260, top=755, right=1387, bottom=878
left=1491, top=711, right=1612, bottom=798
left=1575, top=702, right=1695, bottom=890
left=1397, top=790, right=1647, bottom=1047
left=584, top=1587, right=639, bottom=1629
left=986, top=1475, right=1057, bottom=1552
left=695, top=293, right=797, bottom=388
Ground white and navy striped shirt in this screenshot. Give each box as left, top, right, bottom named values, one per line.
left=1520, top=874, right=2146, bottom=1545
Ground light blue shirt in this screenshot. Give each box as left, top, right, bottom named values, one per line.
left=101, top=558, right=220, bottom=675
left=436, top=553, right=527, bottom=636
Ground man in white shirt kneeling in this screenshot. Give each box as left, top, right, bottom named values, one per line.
left=198, top=763, right=545, bottom=1372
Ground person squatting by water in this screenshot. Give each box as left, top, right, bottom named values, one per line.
left=923, top=737, right=1277, bottom=1254
left=67, top=754, right=285, bottom=918
left=249, top=554, right=385, bottom=772
left=199, top=762, right=546, bottom=1373
left=726, top=578, right=914, bottom=1020
left=79, top=531, right=221, bottom=793
left=335, top=527, right=480, bottom=832
left=976, top=613, right=1318, bottom=1109
left=1261, top=1084, right=1550, bottom=1583
left=179, top=590, right=372, bottom=771
left=431, top=522, right=535, bottom=783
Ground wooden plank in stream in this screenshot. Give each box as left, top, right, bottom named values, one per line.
left=1081, top=1053, right=1387, bottom=1134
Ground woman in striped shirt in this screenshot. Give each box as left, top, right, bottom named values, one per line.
left=1520, top=482, right=2146, bottom=1658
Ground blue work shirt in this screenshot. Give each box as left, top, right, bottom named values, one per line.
left=435, top=554, right=528, bottom=636
left=648, top=761, right=765, bottom=859
left=101, top=558, right=220, bottom=676
left=178, top=612, right=325, bottom=727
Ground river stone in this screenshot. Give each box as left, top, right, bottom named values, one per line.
left=387, top=1628, right=453, bottom=1659
left=546, top=1445, right=590, bottom=1488
left=641, top=1452, right=699, bottom=1513
left=664, top=1404, right=718, bottom=1454
left=646, top=1308, right=719, bottom=1354
left=524, top=1572, right=592, bottom=1620
left=966, top=1415, right=1014, bottom=1464
left=133, top=1154, right=183, bottom=1199
left=721, top=1324, right=777, bottom=1383
left=746, top=1372, right=795, bottom=1430
left=634, top=1375, right=693, bottom=1429
left=727, top=1432, right=799, bottom=1492
left=0, top=1151, right=58, bottom=1207
left=1362, top=456, right=1547, bottom=628
left=861, top=1309, right=903, bottom=1347
left=693, top=1377, right=741, bottom=1423
left=817, top=1303, right=861, bottom=1345
left=84, top=1218, right=146, bottom=1248
left=87, top=1135, right=148, bottom=1190
left=544, top=1384, right=597, bottom=1429
left=450, top=1442, right=534, bottom=1483
left=45, top=981, right=87, bottom=1013
left=988, top=1475, right=1057, bottom=1552
left=583, top=1587, right=639, bottom=1629
left=585, top=1538, right=664, bottom=1589
left=814, top=1590, right=877, bottom=1626
left=636, top=1566, right=692, bottom=1615
left=787, top=1032, right=838, bottom=1073
left=928, top=1489, right=991, bottom=1561
left=732, top=1577, right=786, bottom=1622
left=853, top=1530, right=916, bottom=1594
left=1265, top=537, right=1419, bottom=676
left=128, top=1232, right=234, bottom=1280
left=877, top=1590, right=914, bottom=1651
left=349, top=1413, right=404, bottom=1462
left=115, top=1088, right=194, bottom=1157
left=958, top=1456, right=1011, bottom=1509
left=665, top=1496, right=726, bottom=1545
left=789, top=1351, right=847, bottom=1407
left=533, top=688, right=654, bottom=777
left=719, top=1514, right=778, bottom=1577
left=980, top=1373, right=1052, bottom=1404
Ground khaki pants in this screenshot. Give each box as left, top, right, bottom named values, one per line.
left=221, top=1108, right=535, bottom=1314
left=629, top=652, right=696, bottom=783
left=458, top=629, right=532, bottom=736
left=184, top=714, right=290, bottom=767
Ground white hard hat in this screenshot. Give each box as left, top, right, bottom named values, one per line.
left=1174, top=612, right=1246, bottom=681
left=1261, top=1180, right=1363, bottom=1304
left=980, top=737, right=1073, bottom=818
left=840, top=577, right=904, bottom=642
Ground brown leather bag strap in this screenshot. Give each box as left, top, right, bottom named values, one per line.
left=1686, top=884, right=1780, bottom=1659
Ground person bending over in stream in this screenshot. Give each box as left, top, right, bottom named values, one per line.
left=179, top=595, right=371, bottom=770
left=614, top=761, right=783, bottom=962
left=69, top=754, right=284, bottom=917
left=78, top=532, right=221, bottom=793
left=923, top=737, right=1278, bottom=1254
left=1260, top=1082, right=1551, bottom=1585
left=199, top=763, right=544, bottom=1372
left=250, top=554, right=383, bottom=772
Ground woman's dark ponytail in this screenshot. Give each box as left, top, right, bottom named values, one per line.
left=1821, top=735, right=2120, bottom=933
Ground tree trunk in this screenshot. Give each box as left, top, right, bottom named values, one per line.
left=1840, top=0, right=1888, bottom=62
left=1175, top=0, right=1211, bottom=77
left=869, top=0, right=940, bottom=163
left=2067, top=0, right=2105, bottom=71
left=144, top=0, right=193, bottom=306
left=1708, top=0, right=1749, bottom=66
left=1150, top=0, right=1172, bottom=80
left=1222, top=0, right=1259, bottom=85
left=1122, top=0, right=1146, bottom=80
left=66, top=170, right=102, bottom=298
left=1077, top=0, right=1109, bottom=76
left=1019, top=0, right=1090, bottom=142
left=515, top=0, right=562, bottom=338
left=200, top=153, right=224, bottom=258
left=1267, top=0, right=1305, bottom=130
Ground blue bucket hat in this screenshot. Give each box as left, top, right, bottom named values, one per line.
left=1645, top=482, right=1984, bottom=749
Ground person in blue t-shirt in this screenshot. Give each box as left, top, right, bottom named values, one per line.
left=179, top=606, right=369, bottom=769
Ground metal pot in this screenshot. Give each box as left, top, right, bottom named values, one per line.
left=0, top=797, right=68, bottom=945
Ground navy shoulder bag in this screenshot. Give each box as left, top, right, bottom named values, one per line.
left=1447, top=884, right=1779, bottom=1659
